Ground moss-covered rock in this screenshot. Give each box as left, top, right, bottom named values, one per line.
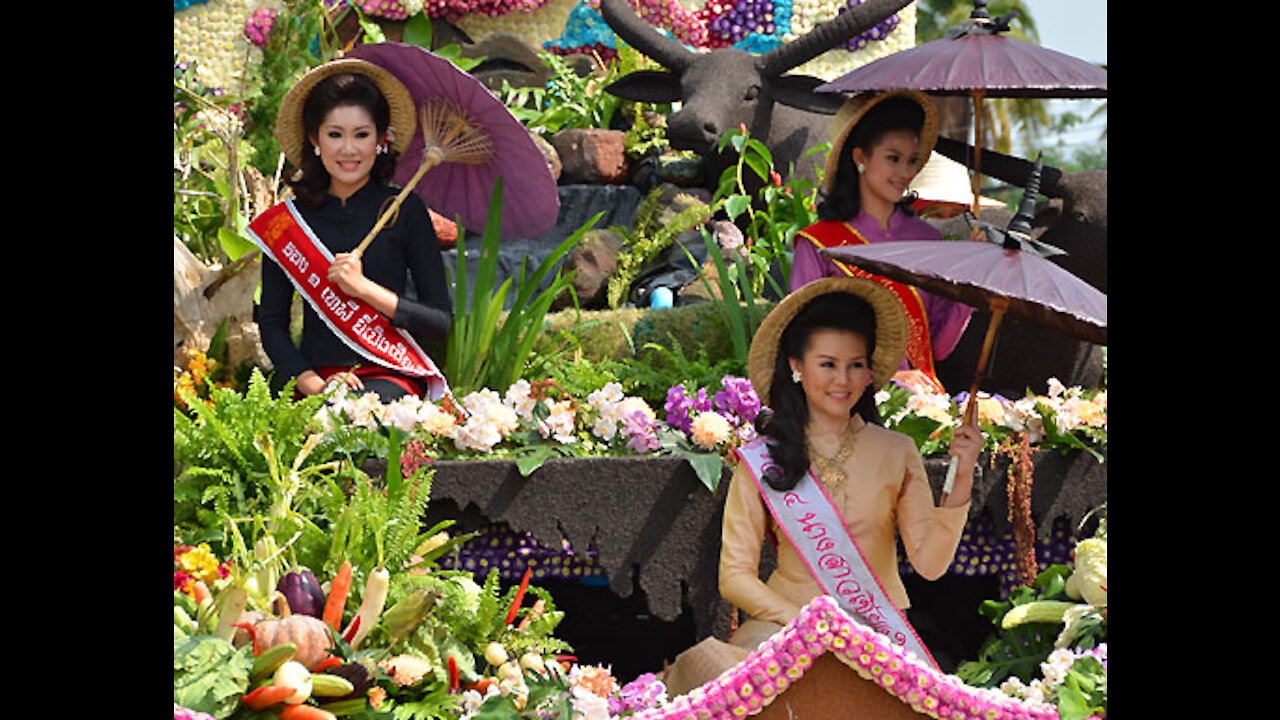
left=536, top=299, right=775, bottom=365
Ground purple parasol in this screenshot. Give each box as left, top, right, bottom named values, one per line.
left=345, top=42, right=559, bottom=250
left=822, top=155, right=1105, bottom=497
left=817, top=0, right=1106, bottom=215
left=816, top=12, right=1107, bottom=99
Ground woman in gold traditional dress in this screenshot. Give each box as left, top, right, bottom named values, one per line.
left=665, top=276, right=982, bottom=693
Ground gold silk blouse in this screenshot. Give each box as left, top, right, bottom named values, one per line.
left=719, top=424, right=970, bottom=625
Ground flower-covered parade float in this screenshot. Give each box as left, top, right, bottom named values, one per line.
left=175, top=1, right=1107, bottom=718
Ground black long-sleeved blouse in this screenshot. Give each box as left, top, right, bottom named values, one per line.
left=257, top=182, right=452, bottom=382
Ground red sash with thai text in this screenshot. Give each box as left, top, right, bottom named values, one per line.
left=797, top=221, right=938, bottom=385
left=736, top=439, right=939, bottom=668
left=248, top=201, right=450, bottom=401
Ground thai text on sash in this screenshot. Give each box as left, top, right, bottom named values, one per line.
left=247, top=201, right=449, bottom=400
left=737, top=439, right=938, bottom=669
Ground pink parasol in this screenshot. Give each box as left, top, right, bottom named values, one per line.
left=822, top=156, right=1105, bottom=499
left=344, top=42, right=559, bottom=252
left=817, top=0, right=1107, bottom=216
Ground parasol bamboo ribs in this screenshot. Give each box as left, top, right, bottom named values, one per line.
left=351, top=101, right=494, bottom=259
left=940, top=293, right=1008, bottom=505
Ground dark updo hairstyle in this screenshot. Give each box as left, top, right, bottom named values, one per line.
left=816, top=96, right=926, bottom=222
left=755, top=291, right=883, bottom=491
left=287, top=71, right=400, bottom=208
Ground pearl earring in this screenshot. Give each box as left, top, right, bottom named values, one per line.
left=313, top=146, right=320, bottom=157
left=791, top=369, right=802, bottom=384
left=856, top=163, right=865, bottom=174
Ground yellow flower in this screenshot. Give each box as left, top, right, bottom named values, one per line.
left=690, top=412, right=733, bottom=450
left=177, top=543, right=222, bottom=585
left=185, top=348, right=211, bottom=385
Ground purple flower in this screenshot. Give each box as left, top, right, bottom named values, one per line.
left=714, top=375, right=761, bottom=426
left=609, top=672, right=668, bottom=714
left=663, top=385, right=695, bottom=433
left=622, top=409, right=661, bottom=454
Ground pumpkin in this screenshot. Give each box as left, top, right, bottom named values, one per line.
left=253, top=614, right=335, bottom=670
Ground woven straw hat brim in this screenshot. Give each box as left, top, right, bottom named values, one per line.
left=748, top=277, right=909, bottom=407
left=822, top=89, right=939, bottom=195
left=274, top=58, right=418, bottom=169
left=910, top=151, right=1006, bottom=209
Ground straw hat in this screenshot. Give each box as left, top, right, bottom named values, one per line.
left=822, top=89, right=939, bottom=194
left=274, top=58, right=418, bottom=169
left=747, top=277, right=909, bottom=406
left=909, top=151, right=1006, bottom=213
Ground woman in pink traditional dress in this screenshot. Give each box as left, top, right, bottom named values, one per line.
left=791, top=90, right=972, bottom=394
left=663, top=277, right=982, bottom=694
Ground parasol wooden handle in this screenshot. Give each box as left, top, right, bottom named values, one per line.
left=351, top=146, right=445, bottom=259
left=970, top=89, right=986, bottom=220
left=941, top=303, right=1007, bottom=504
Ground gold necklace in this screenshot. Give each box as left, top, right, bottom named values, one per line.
left=806, top=420, right=863, bottom=490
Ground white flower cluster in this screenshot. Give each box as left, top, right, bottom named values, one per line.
left=457, top=673, right=530, bottom=717
left=316, top=378, right=660, bottom=455
left=998, top=644, right=1108, bottom=707
left=456, top=0, right=579, bottom=52
left=787, top=2, right=917, bottom=81
left=454, top=389, right=521, bottom=452
left=1001, top=379, right=1108, bottom=444
left=879, top=377, right=1107, bottom=447
left=174, top=0, right=274, bottom=91
left=506, top=379, right=578, bottom=444
left=585, top=382, right=655, bottom=442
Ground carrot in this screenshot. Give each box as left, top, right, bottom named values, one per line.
left=323, top=561, right=352, bottom=632
left=278, top=704, right=338, bottom=720
left=241, top=684, right=295, bottom=710
left=447, top=656, right=459, bottom=692
left=517, top=598, right=545, bottom=631
left=191, top=580, right=212, bottom=606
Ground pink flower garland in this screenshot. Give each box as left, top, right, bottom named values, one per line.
left=583, top=0, right=707, bottom=47
left=627, top=596, right=1060, bottom=720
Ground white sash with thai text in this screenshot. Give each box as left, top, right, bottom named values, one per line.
left=247, top=200, right=449, bottom=401
left=736, top=438, right=939, bottom=668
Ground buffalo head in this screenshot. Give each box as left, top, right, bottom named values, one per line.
left=600, top=0, right=914, bottom=185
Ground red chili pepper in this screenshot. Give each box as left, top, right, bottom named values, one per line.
left=241, top=684, right=295, bottom=710
left=447, top=655, right=459, bottom=692
left=313, top=655, right=343, bottom=673
left=341, top=614, right=362, bottom=644
left=233, top=621, right=259, bottom=655
left=505, top=566, right=532, bottom=626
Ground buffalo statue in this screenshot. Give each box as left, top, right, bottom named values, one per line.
left=601, top=0, right=915, bottom=187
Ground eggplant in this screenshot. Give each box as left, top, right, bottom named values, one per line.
left=278, top=567, right=327, bottom=618
left=325, top=659, right=374, bottom=700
